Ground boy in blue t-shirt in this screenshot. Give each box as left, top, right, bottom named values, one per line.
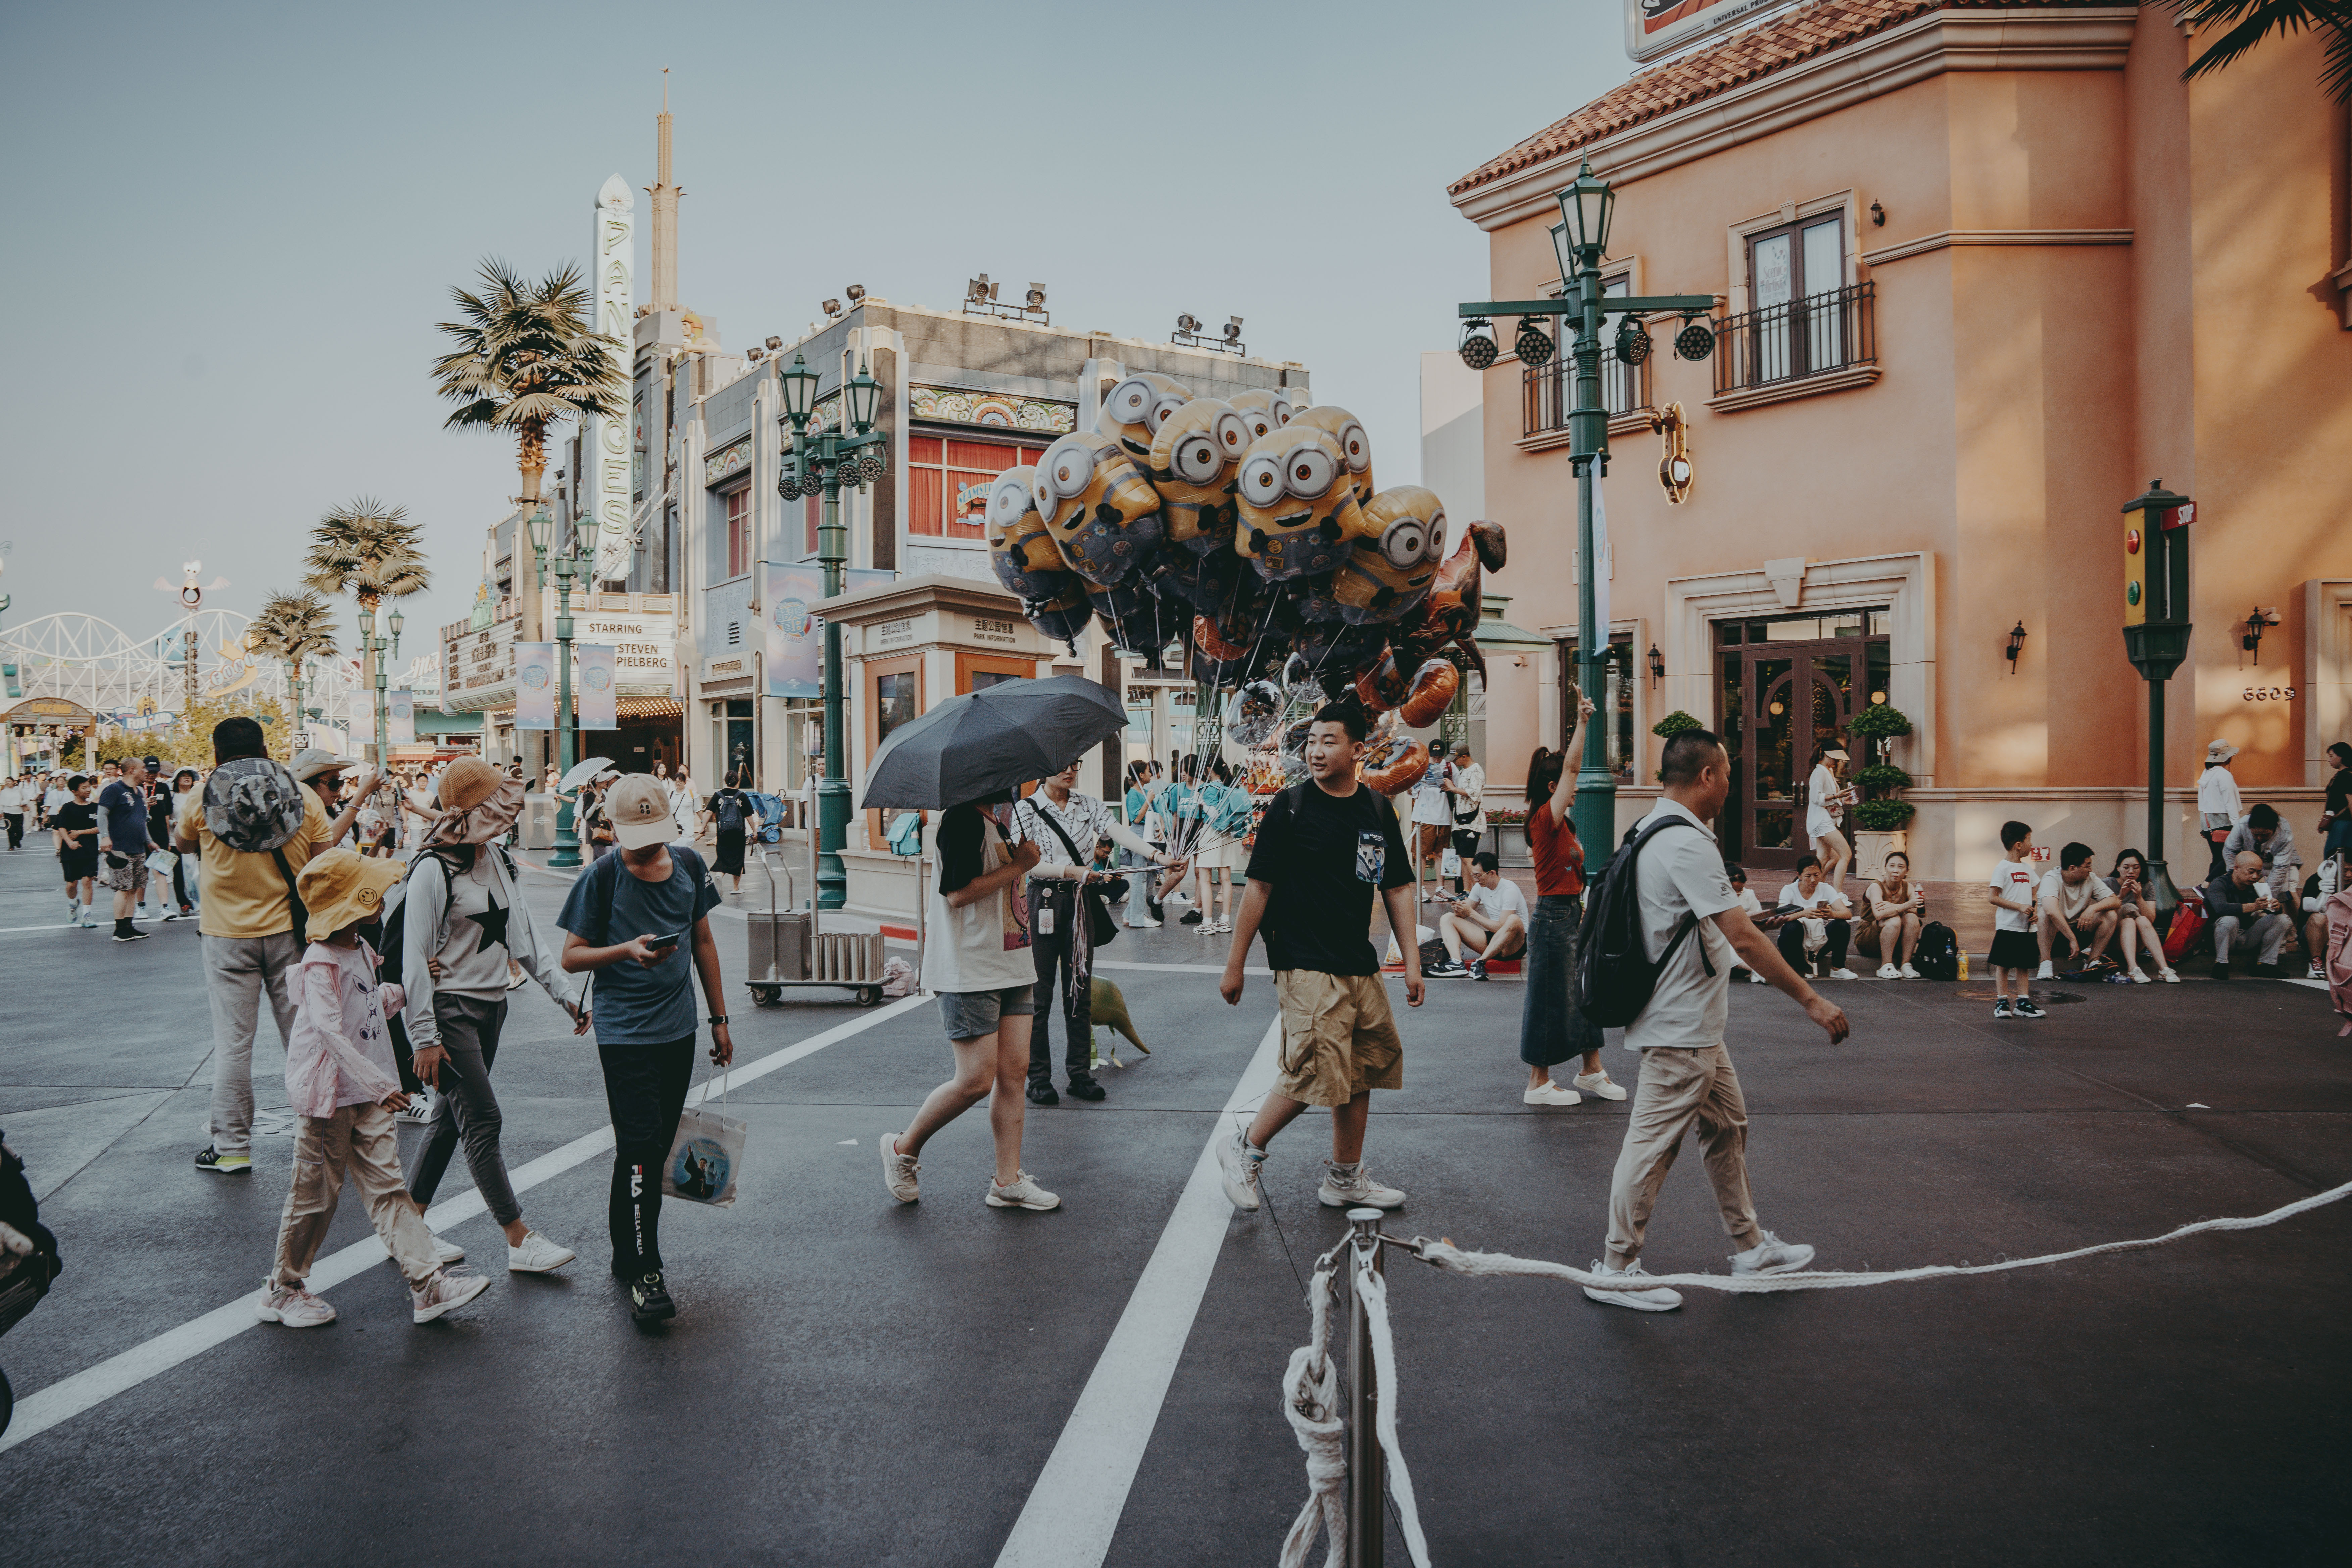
left=94, top=756, right=154, bottom=942
left=558, top=774, right=729, bottom=1324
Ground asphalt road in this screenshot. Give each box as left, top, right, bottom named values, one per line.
left=0, top=838, right=2346, bottom=1566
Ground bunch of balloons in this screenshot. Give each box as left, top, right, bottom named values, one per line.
left=986, top=374, right=1509, bottom=750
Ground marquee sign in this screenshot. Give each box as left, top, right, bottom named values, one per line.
left=588, top=174, right=636, bottom=578
left=1628, top=0, right=1788, bottom=62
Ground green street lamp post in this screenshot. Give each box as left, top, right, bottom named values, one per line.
left=776, top=351, right=888, bottom=911
left=2120, top=479, right=2195, bottom=915
left=1458, top=158, right=1718, bottom=866
left=356, top=607, right=401, bottom=767
left=529, top=502, right=602, bottom=869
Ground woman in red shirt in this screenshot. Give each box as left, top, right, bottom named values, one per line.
left=1519, top=695, right=1624, bottom=1107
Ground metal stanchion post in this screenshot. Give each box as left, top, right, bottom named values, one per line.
left=1346, top=1206, right=1386, bottom=1568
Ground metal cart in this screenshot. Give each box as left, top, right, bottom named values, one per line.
left=744, top=786, right=888, bottom=1008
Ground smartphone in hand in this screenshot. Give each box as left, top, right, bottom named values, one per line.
left=646, top=931, right=683, bottom=952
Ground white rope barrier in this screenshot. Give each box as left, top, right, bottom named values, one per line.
left=1277, top=1176, right=2352, bottom=1563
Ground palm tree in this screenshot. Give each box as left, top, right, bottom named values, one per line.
left=2166, top=0, right=2352, bottom=100
left=246, top=589, right=340, bottom=741
left=305, top=499, right=430, bottom=758
left=431, top=259, right=629, bottom=504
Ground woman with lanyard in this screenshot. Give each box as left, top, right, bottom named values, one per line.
left=1013, top=760, right=1186, bottom=1105
left=1517, top=695, right=1625, bottom=1108
left=1120, top=760, right=1164, bottom=929
left=1157, top=756, right=1210, bottom=925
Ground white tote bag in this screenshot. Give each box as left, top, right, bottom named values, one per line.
left=663, top=1068, right=748, bottom=1209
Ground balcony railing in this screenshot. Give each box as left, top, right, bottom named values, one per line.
left=1522, top=340, right=1649, bottom=438
left=1713, top=281, right=1876, bottom=394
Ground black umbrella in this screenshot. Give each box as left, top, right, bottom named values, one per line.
left=858, top=675, right=1128, bottom=810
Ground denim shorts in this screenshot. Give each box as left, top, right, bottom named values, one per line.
left=938, top=984, right=1037, bottom=1041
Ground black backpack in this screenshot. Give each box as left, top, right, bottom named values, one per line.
left=1911, top=920, right=1959, bottom=982
left=376, top=846, right=478, bottom=1092
left=1573, top=816, right=1717, bottom=1028
left=714, top=791, right=744, bottom=833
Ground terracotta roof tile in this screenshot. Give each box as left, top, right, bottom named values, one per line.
left=1450, top=0, right=2106, bottom=197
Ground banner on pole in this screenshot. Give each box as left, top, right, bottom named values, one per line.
left=514, top=643, right=556, bottom=730
left=764, top=564, right=825, bottom=698
left=387, top=689, right=416, bottom=746
left=1590, top=482, right=1613, bottom=656
left=577, top=645, right=617, bottom=730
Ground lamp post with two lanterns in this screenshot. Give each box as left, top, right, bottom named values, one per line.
left=526, top=501, right=602, bottom=870
left=355, top=604, right=404, bottom=767
left=1457, top=157, right=1720, bottom=866
left=775, top=352, right=887, bottom=911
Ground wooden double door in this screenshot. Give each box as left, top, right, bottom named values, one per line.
left=1718, top=638, right=1865, bottom=872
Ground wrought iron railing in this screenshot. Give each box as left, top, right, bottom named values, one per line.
left=1522, top=340, right=1649, bottom=438
left=1713, top=281, right=1876, bottom=394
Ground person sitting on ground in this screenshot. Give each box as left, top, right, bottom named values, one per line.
left=1861, top=849, right=1927, bottom=979
left=2036, top=841, right=2122, bottom=978
left=2205, top=849, right=2292, bottom=979
left=2319, top=741, right=2352, bottom=861
left=1725, top=863, right=1770, bottom=984
left=2107, top=848, right=2181, bottom=983
left=2223, top=803, right=2299, bottom=898
left=1775, top=854, right=1857, bottom=979
left=2300, top=854, right=2342, bottom=982
left=1428, top=852, right=1528, bottom=980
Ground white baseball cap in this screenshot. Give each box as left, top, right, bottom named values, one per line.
left=604, top=774, right=675, bottom=850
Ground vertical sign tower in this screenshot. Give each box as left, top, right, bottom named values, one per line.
left=589, top=173, right=635, bottom=586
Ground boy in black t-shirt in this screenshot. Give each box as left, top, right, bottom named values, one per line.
left=1217, top=703, right=1422, bottom=1213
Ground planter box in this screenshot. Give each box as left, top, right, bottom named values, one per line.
left=1854, top=828, right=1908, bottom=882
left=1488, top=821, right=1532, bottom=869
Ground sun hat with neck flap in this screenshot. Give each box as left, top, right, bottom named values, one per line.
left=294, top=848, right=404, bottom=939
left=421, top=757, right=525, bottom=846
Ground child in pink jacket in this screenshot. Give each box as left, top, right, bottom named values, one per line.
left=258, top=849, right=490, bottom=1329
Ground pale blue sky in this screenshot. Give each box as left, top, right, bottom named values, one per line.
left=0, top=0, right=1630, bottom=656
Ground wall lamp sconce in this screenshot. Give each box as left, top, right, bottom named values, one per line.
left=2004, top=620, right=2028, bottom=673
left=1458, top=316, right=1499, bottom=370
left=1647, top=644, right=1665, bottom=683
left=2241, top=606, right=2280, bottom=663
left=1870, top=200, right=1886, bottom=227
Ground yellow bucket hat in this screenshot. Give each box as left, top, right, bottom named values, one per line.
left=294, top=847, right=404, bottom=938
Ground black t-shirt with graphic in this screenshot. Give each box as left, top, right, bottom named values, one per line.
left=1244, top=780, right=1413, bottom=976
left=53, top=801, right=99, bottom=864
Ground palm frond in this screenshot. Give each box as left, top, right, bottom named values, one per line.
left=2165, top=0, right=2352, bottom=98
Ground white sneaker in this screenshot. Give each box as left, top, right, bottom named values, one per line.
left=432, top=1236, right=465, bottom=1265
left=397, top=1094, right=434, bottom=1125
left=2131, top=970, right=2153, bottom=984
left=986, top=1170, right=1061, bottom=1210
left=1216, top=1127, right=1264, bottom=1211
left=256, top=1281, right=337, bottom=1328
left=1747, top=971, right=1768, bottom=984
left=1522, top=1081, right=1583, bottom=1106
left=2036, top=961, right=2055, bottom=980
left=1572, top=1071, right=1628, bottom=1101
left=2311, top=962, right=2328, bottom=981
left=1730, top=1229, right=1816, bottom=1275
left=410, top=1266, right=490, bottom=1323
left=507, top=1230, right=576, bottom=1273
left=1317, top=1162, right=1405, bottom=1210
left=1899, top=964, right=1921, bottom=979
left=1584, top=1258, right=1681, bottom=1311
left=881, top=1132, right=920, bottom=1203
left=2160, top=969, right=2181, bottom=983
left=1827, top=968, right=1858, bottom=980
left=1876, top=964, right=1901, bottom=979
left=1125, top=912, right=1162, bottom=929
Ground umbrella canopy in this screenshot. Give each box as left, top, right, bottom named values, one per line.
left=859, top=675, right=1127, bottom=810
left=559, top=756, right=616, bottom=791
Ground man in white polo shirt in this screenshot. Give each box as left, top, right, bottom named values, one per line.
left=1587, top=727, right=1850, bottom=1313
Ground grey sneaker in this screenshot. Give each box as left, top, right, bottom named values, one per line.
left=881, top=1133, right=920, bottom=1203
left=506, top=1230, right=576, bottom=1273
left=256, top=1281, right=337, bottom=1328
left=1730, top=1229, right=1816, bottom=1275
left=1216, top=1127, right=1265, bottom=1211
left=432, top=1235, right=465, bottom=1265
left=410, top=1266, right=490, bottom=1324
left=1317, top=1161, right=1404, bottom=1210
left=985, top=1170, right=1061, bottom=1211
left=1583, top=1258, right=1682, bottom=1311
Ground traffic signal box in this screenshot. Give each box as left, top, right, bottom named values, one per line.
left=2121, top=481, right=2193, bottom=680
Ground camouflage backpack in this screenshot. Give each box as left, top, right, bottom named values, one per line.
left=201, top=757, right=306, bottom=853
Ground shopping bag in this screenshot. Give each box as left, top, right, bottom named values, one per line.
left=1439, top=848, right=1462, bottom=880
left=662, top=1069, right=747, bottom=1208
left=144, top=848, right=178, bottom=879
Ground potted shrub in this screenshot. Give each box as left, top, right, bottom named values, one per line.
left=1846, top=704, right=1915, bottom=877
left=1651, top=709, right=1704, bottom=781
left=1486, top=804, right=1531, bottom=868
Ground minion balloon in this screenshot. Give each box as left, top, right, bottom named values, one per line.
left=1228, top=387, right=1297, bottom=444
left=1030, top=430, right=1164, bottom=586
left=986, top=468, right=1094, bottom=645
left=1148, top=397, right=1251, bottom=556
left=1286, top=406, right=1374, bottom=508
left=1096, top=372, right=1193, bottom=467
left=1233, top=423, right=1371, bottom=582
left=1308, top=484, right=1446, bottom=626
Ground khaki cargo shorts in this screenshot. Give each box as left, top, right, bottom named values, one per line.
left=1271, top=970, right=1403, bottom=1108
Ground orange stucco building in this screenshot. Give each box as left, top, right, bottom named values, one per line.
left=1448, top=0, right=2351, bottom=880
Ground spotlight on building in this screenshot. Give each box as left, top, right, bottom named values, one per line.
left=1026, top=283, right=1047, bottom=311
left=1458, top=317, right=1499, bottom=371
left=1176, top=313, right=1202, bottom=336
left=1514, top=317, right=1555, bottom=368
left=1223, top=316, right=1244, bottom=346
left=765, top=335, right=784, bottom=350
left=967, top=274, right=997, bottom=304
left=746, top=346, right=765, bottom=363
left=822, top=299, right=843, bottom=319
left=845, top=284, right=867, bottom=304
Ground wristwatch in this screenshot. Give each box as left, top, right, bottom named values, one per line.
left=708, top=1015, right=729, bottom=1026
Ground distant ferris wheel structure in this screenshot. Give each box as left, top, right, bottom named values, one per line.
left=0, top=607, right=366, bottom=730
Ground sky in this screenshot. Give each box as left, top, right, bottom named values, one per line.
left=0, top=0, right=1633, bottom=663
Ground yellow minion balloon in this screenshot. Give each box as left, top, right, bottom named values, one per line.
left=1286, top=406, right=1373, bottom=508
left=1095, top=372, right=1193, bottom=466
left=1228, top=387, right=1298, bottom=445
left=1324, top=485, right=1446, bottom=625
left=1148, top=397, right=1251, bottom=556
left=1030, top=430, right=1164, bottom=585
left=986, top=467, right=1094, bottom=643
left=1233, top=424, right=1371, bottom=581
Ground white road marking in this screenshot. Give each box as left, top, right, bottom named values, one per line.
left=992, top=1017, right=1283, bottom=1568
left=0, top=992, right=932, bottom=1455
left=1096, top=960, right=1271, bottom=975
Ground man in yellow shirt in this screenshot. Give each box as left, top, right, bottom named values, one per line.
left=175, top=718, right=369, bottom=1175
